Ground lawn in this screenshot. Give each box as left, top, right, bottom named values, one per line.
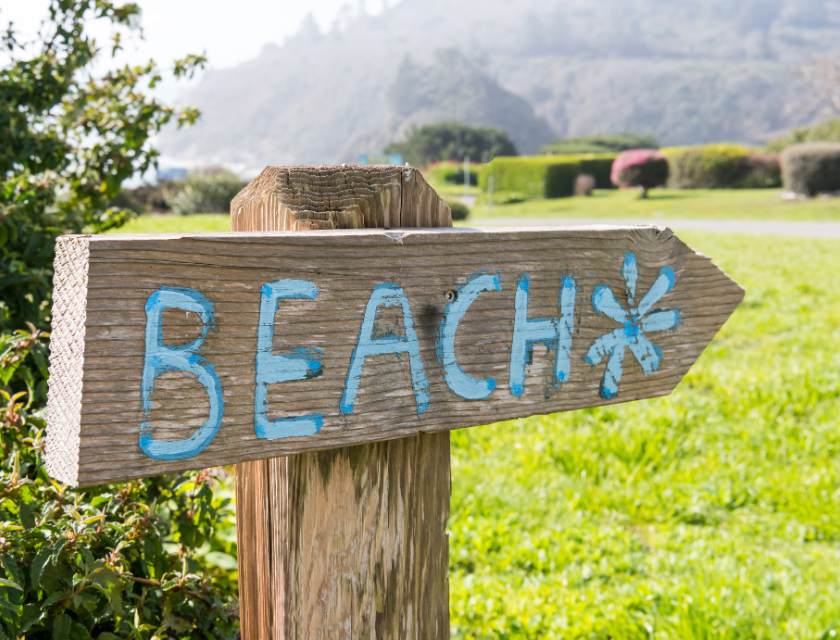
left=431, top=185, right=840, bottom=222
left=115, top=188, right=840, bottom=235
left=112, top=209, right=840, bottom=638
left=448, top=232, right=840, bottom=638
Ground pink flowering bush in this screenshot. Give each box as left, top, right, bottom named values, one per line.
left=610, top=149, right=669, bottom=197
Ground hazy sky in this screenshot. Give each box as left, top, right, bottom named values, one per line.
left=1, top=0, right=396, bottom=72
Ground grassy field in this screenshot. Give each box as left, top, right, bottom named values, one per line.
left=429, top=184, right=840, bottom=222
left=114, top=188, right=840, bottom=235
left=112, top=205, right=840, bottom=637
left=448, top=232, right=840, bottom=638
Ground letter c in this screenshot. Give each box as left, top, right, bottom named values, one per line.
left=436, top=273, right=502, bottom=400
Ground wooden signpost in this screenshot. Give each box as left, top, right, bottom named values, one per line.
left=45, top=165, right=743, bottom=638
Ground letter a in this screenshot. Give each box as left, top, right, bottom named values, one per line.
left=341, top=283, right=430, bottom=417
left=141, top=287, right=223, bottom=460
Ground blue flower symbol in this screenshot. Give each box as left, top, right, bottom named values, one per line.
left=584, top=253, right=681, bottom=399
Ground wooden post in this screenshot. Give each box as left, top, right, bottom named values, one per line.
left=231, top=165, right=453, bottom=639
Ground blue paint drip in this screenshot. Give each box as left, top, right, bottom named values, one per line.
left=509, top=273, right=577, bottom=398
left=436, top=273, right=501, bottom=400
left=140, top=287, right=224, bottom=460
left=254, top=279, right=323, bottom=440
left=622, top=253, right=638, bottom=306
left=340, top=283, right=430, bottom=417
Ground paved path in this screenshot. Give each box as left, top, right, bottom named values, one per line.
left=467, top=217, right=840, bottom=239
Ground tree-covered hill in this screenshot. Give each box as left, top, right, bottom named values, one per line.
left=159, top=0, right=840, bottom=170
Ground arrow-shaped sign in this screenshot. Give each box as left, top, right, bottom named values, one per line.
left=46, top=226, right=743, bottom=487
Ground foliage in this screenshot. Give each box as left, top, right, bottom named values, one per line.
left=446, top=201, right=470, bottom=221
left=781, top=142, right=840, bottom=196
left=577, top=156, right=618, bottom=190
left=0, top=327, right=239, bottom=640
left=660, top=144, right=778, bottom=189
left=449, top=233, right=840, bottom=637
left=424, top=162, right=478, bottom=186
left=0, top=0, right=204, bottom=334
left=737, top=153, right=782, bottom=188
left=384, top=122, right=518, bottom=167
left=165, top=168, right=244, bottom=216
left=0, top=3, right=240, bottom=638
left=766, top=118, right=840, bottom=152
left=541, top=133, right=659, bottom=155
left=611, top=149, right=669, bottom=197
left=479, top=157, right=581, bottom=200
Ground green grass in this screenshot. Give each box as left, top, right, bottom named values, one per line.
left=449, top=233, right=840, bottom=638
left=428, top=186, right=840, bottom=222
left=111, top=211, right=840, bottom=638
left=115, top=214, right=231, bottom=233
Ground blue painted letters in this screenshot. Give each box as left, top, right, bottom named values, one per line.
left=509, top=274, right=577, bottom=398
left=255, top=280, right=324, bottom=439
left=437, top=273, right=502, bottom=400
left=141, top=287, right=223, bottom=460
left=341, top=283, right=430, bottom=416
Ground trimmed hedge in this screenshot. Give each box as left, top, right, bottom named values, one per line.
left=662, top=145, right=781, bottom=189
left=479, top=157, right=581, bottom=199
left=577, top=155, right=618, bottom=189
left=781, top=143, right=840, bottom=195
left=479, top=154, right=618, bottom=199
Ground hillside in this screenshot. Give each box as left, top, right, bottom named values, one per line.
left=158, top=0, right=840, bottom=170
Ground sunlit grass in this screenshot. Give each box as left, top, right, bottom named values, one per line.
left=449, top=233, right=840, bottom=638
left=424, top=184, right=840, bottom=222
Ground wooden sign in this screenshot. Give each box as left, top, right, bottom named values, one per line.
left=45, top=226, right=743, bottom=487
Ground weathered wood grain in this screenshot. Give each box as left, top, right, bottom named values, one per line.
left=232, top=164, right=450, bottom=640
left=236, top=433, right=450, bottom=640
left=45, top=226, right=743, bottom=487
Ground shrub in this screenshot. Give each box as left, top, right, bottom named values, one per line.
left=610, top=150, right=669, bottom=197
left=480, top=157, right=581, bottom=199
left=0, top=4, right=238, bottom=638
left=447, top=201, right=470, bottom=220
left=737, top=153, right=782, bottom=188
left=166, top=168, right=244, bottom=215
left=781, top=143, right=840, bottom=195
left=574, top=174, right=596, bottom=196
left=662, top=145, right=751, bottom=189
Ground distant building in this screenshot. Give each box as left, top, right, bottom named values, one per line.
left=157, top=168, right=187, bottom=182
left=358, top=154, right=404, bottom=166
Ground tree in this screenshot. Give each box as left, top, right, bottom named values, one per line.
left=384, top=122, right=518, bottom=166
left=610, top=149, right=669, bottom=198
left=0, top=3, right=239, bottom=639
left=799, top=55, right=840, bottom=116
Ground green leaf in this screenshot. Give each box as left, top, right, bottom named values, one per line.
left=0, top=578, right=21, bottom=591
left=42, top=590, right=66, bottom=607
left=19, top=502, right=35, bottom=529
left=53, top=613, right=71, bottom=640
left=31, top=549, right=51, bottom=590
left=18, top=603, right=41, bottom=634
